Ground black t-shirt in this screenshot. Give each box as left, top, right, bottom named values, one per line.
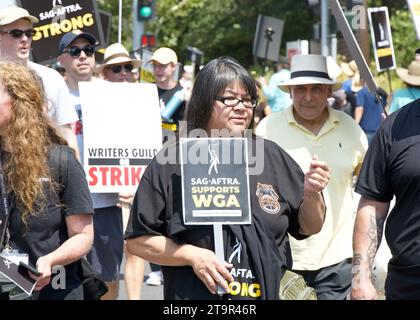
left=7, top=146, right=94, bottom=300
left=158, top=83, right=186, bottom=132
left=355, top=100, right=420, bottom=268
left=125, top=136, right=306, bottom=300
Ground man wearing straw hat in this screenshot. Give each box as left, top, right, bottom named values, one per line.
left=390, top=53, right=420, bottom=113
left=97, top=43, right=142, bottom=83
left=256, top=54, right=368, bottom=299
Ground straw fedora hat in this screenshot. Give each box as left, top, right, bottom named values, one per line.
left=96, top=43, right=142, bottom=72
left=396, top=60, right=420, bottom=86
left=279, top=54, right=341, bottom=92
left=340, top=60, right=358, bottom=77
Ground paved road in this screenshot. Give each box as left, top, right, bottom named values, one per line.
left=118, top=256, right=163, bottom=300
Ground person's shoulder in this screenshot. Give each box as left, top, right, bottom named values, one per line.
left=266, top=109, right=288, bottom=123
left=384, top=99, right=420, bottom=130
left=28, top=61, right=61, bottom=78
left=48, top=144, right=76, bottom=160
left=149, top=139, right=180, bottom=168
left=252, top=135, right=287, bottom=156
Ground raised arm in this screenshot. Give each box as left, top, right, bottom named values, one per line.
left=298, top=154, right=330, bottom=235
left=351, top=196, right=390, bottom=300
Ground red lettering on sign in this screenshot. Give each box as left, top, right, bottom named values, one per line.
left=131, top=167, right=143, bottom=185
left=110, top=167, right=122, bottom=186
left=88, top=166, right=145, bottom=188
left=88, top=167, right=98, bottom=186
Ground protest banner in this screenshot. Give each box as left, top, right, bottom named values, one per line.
left=19, top=0, right=105, bottom=64
left=79, top=80, right=162, bottom=193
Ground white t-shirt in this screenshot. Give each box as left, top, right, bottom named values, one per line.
left=28, top=61, right=78, bottom=126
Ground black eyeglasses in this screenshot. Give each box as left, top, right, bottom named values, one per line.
left=110, top=64, right=134, bottom=74
left=62, top=45, right=95, bottom=57
left=215, top=96, right=258, bottom=109
left=0, top=29, right=36, bottom=39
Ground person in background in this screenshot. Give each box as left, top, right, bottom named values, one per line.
left=97, top=43, right=142, bottom=83
left=352, top=74, right=386, bottom=144
left=126, top=56, right=329, bottom=300
left=390, top=56, right=420, bottom=113
left=256, top=54, right=368, bottom=300
left=179, top=64, right=194, bottom=97
left=150, top=47, right=186, bottom=141
left=253, top=80, right=271, bottom=129
left=0, top=6, right=80, bottom=159
left=330, top=89, right=352, bottom=117
left=0, top=59, right=93, bottom=300
left=339, top=60, right=359, bottom=118
left=259, top=56, right=292, bottom=113
left=58, top=30, right=123, bottom=300
left=97, top=42, right=145, bottom=300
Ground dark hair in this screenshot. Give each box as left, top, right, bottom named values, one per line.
left=184, top=56, right=257, bottom=133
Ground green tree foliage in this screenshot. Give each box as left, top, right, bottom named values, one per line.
left=390, top=9, right=419, bottom=68
left=149, top=0, right=314, bottom=67
left=96, top=0, right=133, bottom=50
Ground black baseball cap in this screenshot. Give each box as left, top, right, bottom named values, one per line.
left=58, top=30, right=98, bottom=55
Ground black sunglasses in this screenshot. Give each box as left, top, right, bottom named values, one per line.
left=0, top=29, right=36, bottom=39
left=110, top=64, right=134, bottom=74
left=62, top=45, right=95, bottom=57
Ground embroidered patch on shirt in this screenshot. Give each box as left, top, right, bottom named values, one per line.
left=256, top=183, right=280, bottom=214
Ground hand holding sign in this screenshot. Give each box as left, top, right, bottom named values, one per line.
left=187, top=245, right=233, bottom=295
left=304, top=154, right=331, bottom=197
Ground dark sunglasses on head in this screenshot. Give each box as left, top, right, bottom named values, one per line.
left=0, top=29, right=36, bottom=39
left=62, top=45, right=95, bottom=57
left=110, top=64, right=134, bottom=74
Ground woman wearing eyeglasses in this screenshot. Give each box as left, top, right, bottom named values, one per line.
left=125, top=56, right=330, bottom=300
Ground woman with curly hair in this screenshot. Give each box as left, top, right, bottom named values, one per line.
left=0, top=59, right=94, bottom=299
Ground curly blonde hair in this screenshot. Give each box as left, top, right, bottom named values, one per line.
left=0, top=59, right=67, bottom=225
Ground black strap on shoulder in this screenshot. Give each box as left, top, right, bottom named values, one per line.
left=48, top=145, right=68, bottom=197
left=0, top=156, right=9, bottom=250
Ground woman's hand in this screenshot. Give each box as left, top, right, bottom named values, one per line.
left=189, top=247, right=234, bottom=295
left=32, top=256, right=53, bottom=291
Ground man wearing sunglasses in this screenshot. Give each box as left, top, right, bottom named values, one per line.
left=0, top=6, right=80, bottom=159
left=58, top=31, right=125, bottom=301
left=96, top=43, right=142, bottom=83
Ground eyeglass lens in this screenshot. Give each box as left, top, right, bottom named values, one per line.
left=217, top=96, right=257, bottom=108
left=111, top=64, right=134, bottom=73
